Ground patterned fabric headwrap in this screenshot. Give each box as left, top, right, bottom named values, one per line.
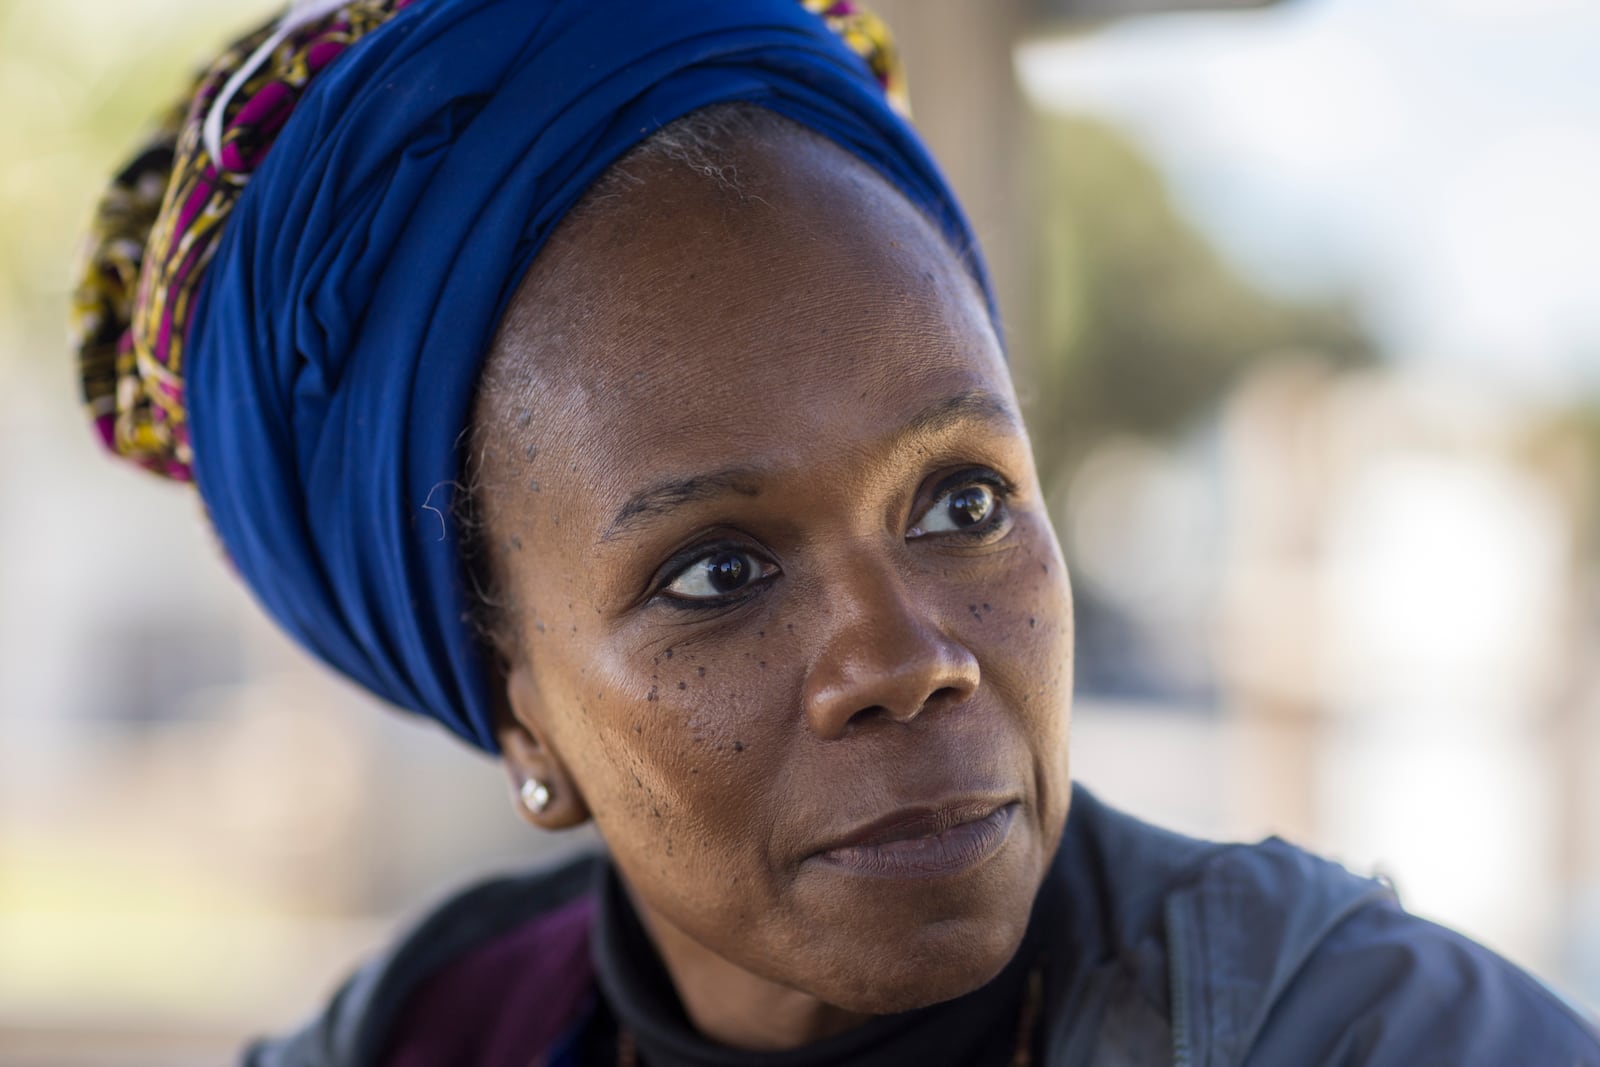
left=72, top=0, right=992, bottom=752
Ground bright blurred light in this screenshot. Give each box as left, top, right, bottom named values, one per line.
left=1423, top=124, right=1600, bottom=392
left=1417, top=0, right=1592, bottom=19
left=1017, top=0, right=1600, bottom=400
left=1064, top=436, right=1215, bottom=615
left=1323, top=450, right=1568, bottom=715
left=1318, top=719, right=1559, bottom=958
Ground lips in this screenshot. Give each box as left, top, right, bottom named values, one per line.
left=811, top=798, right=1020, bottom=879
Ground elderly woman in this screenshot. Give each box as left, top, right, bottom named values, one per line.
left=74, top=1, right=1598, bottom=1064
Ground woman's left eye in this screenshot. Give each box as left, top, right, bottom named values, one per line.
left=908, top=477, right=1010, bottom=539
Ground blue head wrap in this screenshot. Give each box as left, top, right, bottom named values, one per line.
left=176, top=0, right=991, bottom=751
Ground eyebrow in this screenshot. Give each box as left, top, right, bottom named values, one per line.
left=892, top=388, right=1019, bottom=447
left=604, top=468, right=764, bottom=542
left=601, top=388, right=1020, bottom=542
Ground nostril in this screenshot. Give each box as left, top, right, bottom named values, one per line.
left=847, top=686, right=965, bottom=729
left=845, top=704, right=893, bottom=730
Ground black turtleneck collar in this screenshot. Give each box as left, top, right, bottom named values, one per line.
left=586, top=858, right=1052, bottom=1067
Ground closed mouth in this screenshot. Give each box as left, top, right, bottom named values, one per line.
left=811, top=800, right=1019, bottom=879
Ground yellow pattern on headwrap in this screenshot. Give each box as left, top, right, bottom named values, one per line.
left=72, top=0, right=912, bottom=481
left=71, top=3, right=408, bottom=481
left=803, top=0, right=910, bottom=118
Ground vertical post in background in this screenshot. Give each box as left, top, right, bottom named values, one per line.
left=867, top=0, right=1036, bottom=374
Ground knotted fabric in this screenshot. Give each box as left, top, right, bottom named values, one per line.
left=73, top=0, right=991, bottom=752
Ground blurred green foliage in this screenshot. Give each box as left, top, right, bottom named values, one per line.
left=1019, top=111, right=1374, bottom=488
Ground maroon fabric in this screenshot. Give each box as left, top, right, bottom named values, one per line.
left=378, top=895, right=598, bottom=1067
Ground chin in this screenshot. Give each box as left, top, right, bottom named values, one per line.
left=813, top=910, right=1031, bottom=1015
left=779, top=842, right=1045, bottom=1015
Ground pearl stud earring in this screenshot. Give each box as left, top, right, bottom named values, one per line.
left=520, top=778, right=551, bottom=814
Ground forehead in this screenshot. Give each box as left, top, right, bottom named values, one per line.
left=484, top=118, right=1011, bottom=511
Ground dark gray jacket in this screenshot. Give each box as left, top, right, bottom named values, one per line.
left=246, top=787, right=1600, bottom=1066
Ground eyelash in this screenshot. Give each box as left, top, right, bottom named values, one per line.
left=648, top=467, right=1016, bottom=611
left=921, top=469, right=1016, bottom=540
left=651, top=538, right=771, bottom=612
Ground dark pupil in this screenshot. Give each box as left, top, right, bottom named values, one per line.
left=948, top=486, right=993, bottom=527
left=704, top=552, right=749, bottom=593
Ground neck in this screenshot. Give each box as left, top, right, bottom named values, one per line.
left=626, top=885, right=872, bottom=1051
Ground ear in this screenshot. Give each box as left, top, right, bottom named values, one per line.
left=493, top=659, right=591, bottom=830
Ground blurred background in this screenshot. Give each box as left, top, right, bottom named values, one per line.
left=2, top=0, right=1598, bottom=1062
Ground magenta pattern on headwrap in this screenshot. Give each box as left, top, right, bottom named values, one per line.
left=72, top=0, right=903, bottom=484
left=72, top=0, right=968, bottom=754
left=74, top=1, right=412, bottom=481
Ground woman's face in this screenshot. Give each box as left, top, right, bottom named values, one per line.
left=476, top=123, right=1074, bottom=1015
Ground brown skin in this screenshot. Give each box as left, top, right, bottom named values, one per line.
left=473, top=119, right=1075, bottom=1052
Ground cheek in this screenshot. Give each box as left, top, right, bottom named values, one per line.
left=1016, top=518, right=1074, bottom=721
left=541, top=624, right=794, bottom=875
left=964, top=513, right=1075, bottom=805
left=944, top=509, right=1073, bottom=678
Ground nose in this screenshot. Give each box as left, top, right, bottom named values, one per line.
left=800, top=565, right=980, bottom=740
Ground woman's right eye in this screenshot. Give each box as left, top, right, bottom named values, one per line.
left=660, top=548, right=778, bottom=604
